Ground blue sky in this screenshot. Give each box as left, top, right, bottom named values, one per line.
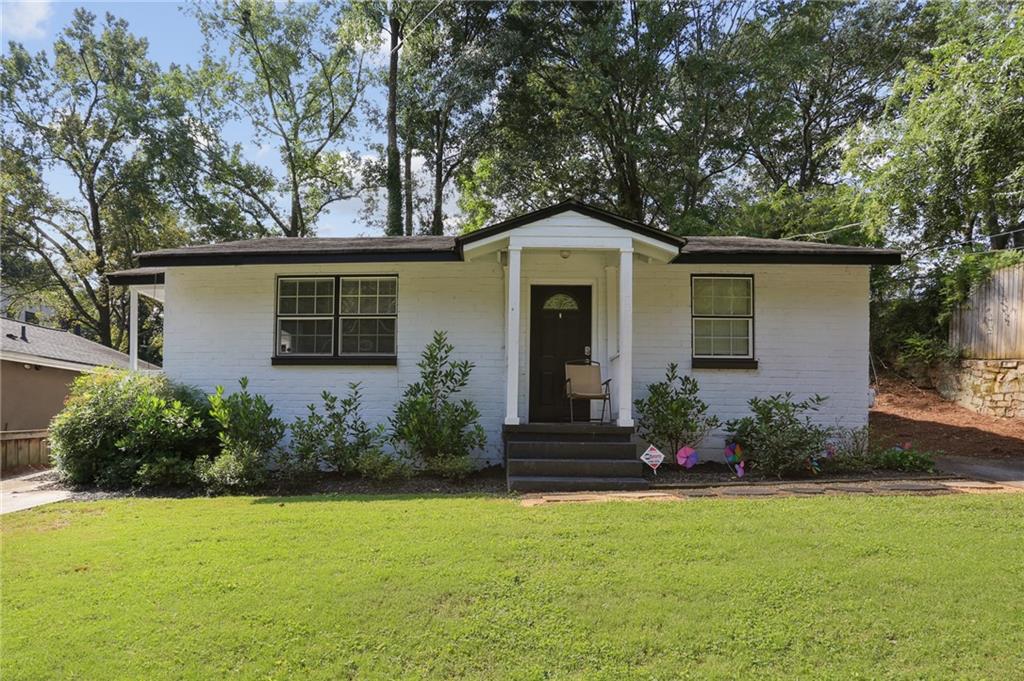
left=2, top=1, right=396, bottom=237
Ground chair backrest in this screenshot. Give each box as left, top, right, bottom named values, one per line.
left=565, top=363, right=602, bottom=395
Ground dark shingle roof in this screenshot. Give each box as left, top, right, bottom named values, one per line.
left=134, top=236, right=457, bottom=267
left=675, top=236, right=901, bottom=264
left=1, top=317, right=159, bottom=370
left=112, top=202, right=899, bottom=271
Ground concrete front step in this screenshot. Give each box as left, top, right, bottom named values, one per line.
left=503, top=423, right=635, bottom=443
left=506, top=440, right=638, bottom=460
left=508, top=458, right=643, bottom=477
left=508, top=475, right=651, bottom=492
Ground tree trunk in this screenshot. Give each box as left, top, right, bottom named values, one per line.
left=403, top=142, right=414, bottom=236
left=385, top=11, right=403, bottom=236
left=431, top=123, right=445, bottom=235
left=87, top=187, right=114, bottom=347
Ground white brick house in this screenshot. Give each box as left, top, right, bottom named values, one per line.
left=110, top=202, right=899, bottom=488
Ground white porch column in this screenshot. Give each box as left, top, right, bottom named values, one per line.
left=504, top=247, right=522, bottom=425
left=129, top=286, right=139, bottom=371
left=617, top=248, right=634, bottom=426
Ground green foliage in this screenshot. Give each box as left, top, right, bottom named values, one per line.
left=725, top=393, right=832, bottom=478
left=390, top=331, right=486, bottom=479
left=871, top=446, right=936, bottom=473
left=184, top=0, right=375, bottom=237
left=634, top=364, right=720, bottom=459
left=50, top=369, right=215, bottom=488
left=898, top=334, right=961, bottom=370
left=198, top=377, right=285, bottom=492
left=939, top=250, right=1024, bottom=321
left=1, top=9, right=192, bottom=347
left=288, top=384, right=406, bottom=480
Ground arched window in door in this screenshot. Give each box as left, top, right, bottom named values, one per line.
left=542, top=293, right=579, bottom=311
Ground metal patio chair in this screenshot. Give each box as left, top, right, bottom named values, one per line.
left=564, top=360, right=611, bottom=424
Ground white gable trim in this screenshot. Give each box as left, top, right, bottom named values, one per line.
left=462, top=210, right=680, bottom=261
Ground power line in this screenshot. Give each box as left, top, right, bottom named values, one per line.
left=390, top=0, right=448, bottom=55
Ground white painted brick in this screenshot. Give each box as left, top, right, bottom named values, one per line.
left=163, top=259, right=870, bottom=464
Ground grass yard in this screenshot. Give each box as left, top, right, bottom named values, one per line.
left=3, top=494, right=1024, bottom=680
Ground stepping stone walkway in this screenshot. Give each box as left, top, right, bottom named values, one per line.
left=718, top=486, right=777, bottom=496
left=784, top=486, right=826, bottom=495
left=876, top=481, right=951, bottom=492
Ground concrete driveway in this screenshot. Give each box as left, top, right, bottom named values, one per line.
left=935, top=456, right=1024, bottom=489
left=1, top=470, right=71, bottom=514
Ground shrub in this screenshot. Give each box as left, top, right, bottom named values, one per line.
left=634, top=363, right=719, bottom=461
left=390, top=331, right=486, bottom=479
left=871, top=445, right=936, bottom=473
left=820, top=426, right=873, bottom=474
left=725, top=393, right=832, bottom=477
left=287, top=384, right=406, bottom=479
left=196, top=377, right=285, bottom=493
left=898, top=334, right=961, bottom=369
left=50, top=369, right=215, bottom=488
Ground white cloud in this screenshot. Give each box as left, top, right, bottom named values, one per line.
left=2, top=1, right=53, bottom=40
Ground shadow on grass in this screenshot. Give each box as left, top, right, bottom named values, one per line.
left=870, top=412, right=1024, bottom=458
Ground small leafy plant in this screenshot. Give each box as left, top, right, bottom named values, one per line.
left=725, top=393, right=832, bottom=477
left=871, top=445, right=936, bottom=472
left=288, top=384, right=407, bottom=480
left=634, top=363, right=719, bottom=462
left=197, top=377, right=285, bottom=493
left=898, top=334, right=961, bottom=369
left=390, top=331, right=486, bottom=479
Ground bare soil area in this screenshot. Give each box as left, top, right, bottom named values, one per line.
left=870, top=375, right=1024, bottom=458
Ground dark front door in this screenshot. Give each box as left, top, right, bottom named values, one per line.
left=529, top=285, right=592, bottom=422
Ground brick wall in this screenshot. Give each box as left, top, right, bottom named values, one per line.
left=163, top=259, right=871, bottom=464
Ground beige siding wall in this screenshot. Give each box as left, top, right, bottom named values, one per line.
left=1, top=360, right=79, bottom=431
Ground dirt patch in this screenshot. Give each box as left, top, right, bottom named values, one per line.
left=870, top=375, right=1024, bottom=458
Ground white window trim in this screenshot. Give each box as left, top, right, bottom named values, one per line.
left=690, top=275, right=754, bottom=360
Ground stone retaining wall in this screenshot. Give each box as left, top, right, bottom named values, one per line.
left=932, top=359, right=1023, bottom=418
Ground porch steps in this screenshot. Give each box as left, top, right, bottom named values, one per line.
left=504, top=423, right=649, bottom=492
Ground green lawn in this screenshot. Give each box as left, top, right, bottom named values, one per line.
left=3, top=494, right=1024, bottom=680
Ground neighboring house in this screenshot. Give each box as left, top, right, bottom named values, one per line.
left=0, top=317, right=157, bottom=431
left=109, top=201, right=900, bottom=490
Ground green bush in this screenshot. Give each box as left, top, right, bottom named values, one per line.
left=50, top=369, right=215, bottom=488
left=725, top=393, right=832, bottom=477
left=287, top=384, right=407, bottom=480
left=196, top=377, right=285, bottom=493
left=634, top=363, right=719, bottom=460
left=390, top=331, right=486, bottom=479
left=898, top=334, right=961, bottom=369
left=871, top=446, right=935, bottom=473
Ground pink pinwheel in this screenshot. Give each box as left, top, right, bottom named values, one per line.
left=677, top=446, right=699, bottom=469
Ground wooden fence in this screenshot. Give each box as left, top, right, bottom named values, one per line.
left=950, top=263, right=1024, bottom=359
left=1, top=430, right=51, bottom=473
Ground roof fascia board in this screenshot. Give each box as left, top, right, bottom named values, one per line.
left=138, top=250, right=462, bottom=268
left=672, top=252, right=902, bottom=265
left=1, top=350, right=119, bottom=373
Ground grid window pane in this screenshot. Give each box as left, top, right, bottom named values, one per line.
left=278, top=318, right=333, bottom=355
left=278, top=278, right=334, bottom=317
left=340, top=317, right=396, bottom=354
left=692, top=277, right=751, bottom=317
left=692, top=317, right=751, bottom=357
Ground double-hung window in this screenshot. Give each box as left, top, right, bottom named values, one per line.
left=275, top=276, right=397, bottom=363
left=691, top=275, right=756, bottom=368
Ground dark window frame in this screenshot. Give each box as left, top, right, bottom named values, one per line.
left=690, top=274, right=758, bottom=370
left=273, top=274, right=398, bottom=365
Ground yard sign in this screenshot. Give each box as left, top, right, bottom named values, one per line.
left=640, top=445, right=664, bottom=473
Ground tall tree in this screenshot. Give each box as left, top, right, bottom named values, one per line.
left=847, top=1, right=1024, bottom=252
left=456, top=1, right=762, bottom=232
left=1, top=10, right=187, bottom=347
left=184, top=0, right=372, bottom=237
left=401, top=1, right=509, bottom=234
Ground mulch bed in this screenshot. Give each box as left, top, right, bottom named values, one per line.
left=643, top=462, right=949, bottom=487
left=34, top=466, right=511, bottom=502
left=870, top=375, right=1024, bottom=458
